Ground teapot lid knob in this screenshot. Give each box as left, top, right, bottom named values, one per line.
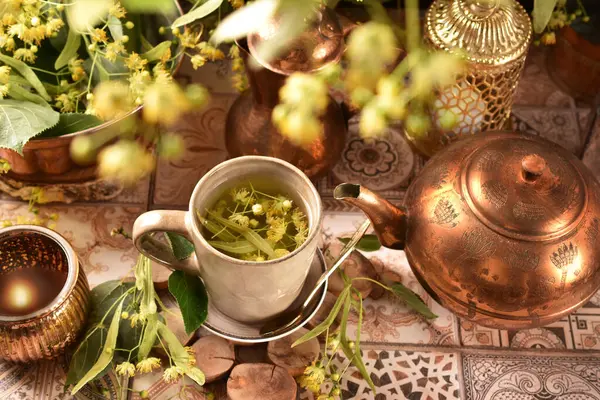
left=521, top=154, right=546, bottom=182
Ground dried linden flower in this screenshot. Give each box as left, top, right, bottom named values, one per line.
left=136, top=357, right=161, bottom=373
left=115, top=362, right=136, bottom=377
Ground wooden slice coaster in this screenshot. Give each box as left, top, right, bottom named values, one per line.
left=235, top=343, right=268, bottom=364
left=190, top=336, right=235, bottom=383
left=227, top=364, right=297, bottom=400
left=267, top=327, right=319, bottom=377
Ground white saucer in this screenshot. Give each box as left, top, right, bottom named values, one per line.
left=202, top=249, right=328, bottom=343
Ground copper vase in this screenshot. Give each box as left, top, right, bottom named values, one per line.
left=224, top=39, right=347, bottom=179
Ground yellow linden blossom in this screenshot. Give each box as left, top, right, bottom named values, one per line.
left=98, top=141, right=155, bottom=186
left=115, top=362, right=136, bottom=377
left=55, top=90, right=78, bottom=112
left=92, top=80, right=133, bottom=120
left=45, top=18, right=64, bottom=36
left=291, top=209, right=307, bottom=231
left=13, top=48, right=36, bottom=63
left=68, top=58, right=86, bottom=81
left=0, top=66, right=10, bottom=84
left=142, top=81, right=189, bottom=125
left=297, top=362, right=326, bottom=394
left=136, top=357, right=161, bottom=373
left=125, top=52, right=147, bottom=71
left=109, top=1, right=127, bottom=19
left=153, top=63, right=172, bottom=85
left=190, top=54, right=206, bottom=70
left=228, top=213, right=250, bottom=228
left=128, top=70, right=151, bottom=100
left=105, top=40, right=125, bottom=62
left=267, top=218, right=286, bottom=243
left=162, top=366, right=185, bottom=384
left=197, top=42, right=225, bottom=61
left=178, top=27, right=201, bottom=49
left=185, top=346, right=196, bottom=366
left=91, top=28, right=108, bottom=43
left=0, top=84, right=9, bottom=99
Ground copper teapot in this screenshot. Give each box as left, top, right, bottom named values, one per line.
left=335, top=131, right=600, bottom=329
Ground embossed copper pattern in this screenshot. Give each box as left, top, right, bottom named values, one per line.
left=0, top=227, right=90, bottom=362
left=407, top=0, right=532, bottom=157
left=248, top=6, right=344, bottom=75
left=337, top=132, right=600, bottom=329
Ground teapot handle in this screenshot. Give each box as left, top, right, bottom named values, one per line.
left=132, top=210, right=200, bottom=276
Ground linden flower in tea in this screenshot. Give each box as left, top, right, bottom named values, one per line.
left=197, top=183, right=309, bottom=261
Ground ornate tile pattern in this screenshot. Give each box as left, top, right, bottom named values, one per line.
left=0, top=202, right=140, bottom=286
left=462, top=352, right=600, bottom=400
left=152, top=95, right=232, bottom=207
left=300, top=350, right=460, bottom=400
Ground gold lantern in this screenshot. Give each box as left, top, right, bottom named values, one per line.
left=406, top=0, right=532, bottom=157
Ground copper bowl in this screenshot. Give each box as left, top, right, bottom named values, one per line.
left=0, top=226, right=91, bottom=362
left=0, top=2, right=185, bottom=184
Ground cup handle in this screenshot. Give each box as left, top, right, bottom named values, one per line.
left=132, top=210, right=200, bottom=276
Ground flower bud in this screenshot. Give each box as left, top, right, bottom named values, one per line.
left=185, top=84, right=210, bottom=108
left=30, top=45, right=38, bottom=53
left=122, top=35, right=129, bottom=43
left=70, top=136, right=97, bottom=164
left=31, top=17, right=40, bottom=26
left=158, top=133, right=185, bottom=160
left=121, top=311, right=129, bottom=319
left=252, top=204, right=264, bottom=215
left=125, top=21, right=135, bottom=29
left=140, top=390, right=149, bottom=399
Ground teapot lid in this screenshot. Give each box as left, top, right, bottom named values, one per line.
left=425, top=0, right=532, bottom=65
left=247, top=5, right=343, bottom=75
left=462, top=136, right=587, bottom=241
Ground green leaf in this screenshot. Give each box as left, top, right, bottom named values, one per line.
left=121, top=0, right=176, bottom=13
left=198, top=213, right=237, bottom=241
left=0, top=53, right=51, bottom=101
left=38, top=113, right=103, bottom=138
left=91, top=282, right=134, bottom=322
left=107, top=15, right=124, bottom=41
left=338, top=234, right=381, bottom=252
left=207, top=211, right=274, bottom=257
left=168, top=271, right=208, bottom=335
left=141, top=41, right=172, bottom=62
left=171, top=0, right=223, bottom=28
left=157, top=321, right=206, bottom=385
left=164, top=232, right=195, bottom=261
left=65, top=326, right=106, bottom=386
left=71, top=298, right=124, bottom=394
left=532, top=0, right=559, bottom=34
left=292, top=286, right=350, bottom=347
left=55, top=28, right=81, bottom=70
left=208, top=240, right=256, bottom=254
left=7, top=85, right=50, bottom=106
left=390, top=283, right=438, bottom=319
left=90, top=280, right=123, bottom=307
left=0, top=99, right=60, bottom=154
left=138, top=313, right=159, bottom=360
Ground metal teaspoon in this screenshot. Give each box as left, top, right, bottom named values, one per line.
left=259, top=219, right=372, bottom=337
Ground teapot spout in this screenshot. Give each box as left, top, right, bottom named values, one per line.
left=334, top=183, right=407, bottom=250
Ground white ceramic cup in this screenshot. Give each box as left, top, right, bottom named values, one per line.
left=133, top=156, right=323, bottom=323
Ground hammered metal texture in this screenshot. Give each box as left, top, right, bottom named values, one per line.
left=407, top=0, right=532, bottom=157
left=401, top=132, right=600, bottom=329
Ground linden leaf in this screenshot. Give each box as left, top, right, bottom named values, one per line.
left=338, top=234, right=381, bottom=252
left=0, top=100, right=60, bottom=154
left=390, top=283, right=438, bottom=319
left=171, top=0, right=224, bottom=28
left=38, top=113, right=103, bottom=138
left=168, top=271, right=208, bottom=335
left=164, top=232, right=195, bottom=261
left=121, top=0, right=176, bottom=13
left=0, top=54, right=51, bottom=101
left=141, top=41, right=172, bottom=62
left=532, top=0, right=559, bottom=34
left=55, top=28, right=81, bottom=70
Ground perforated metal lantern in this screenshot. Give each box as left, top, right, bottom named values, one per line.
left=406, top=0, right=532, bottom=157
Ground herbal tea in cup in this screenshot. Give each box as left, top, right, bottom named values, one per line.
left=197, top=183, right=309, bottom=262
left=133, top=156, right=323, bottom=323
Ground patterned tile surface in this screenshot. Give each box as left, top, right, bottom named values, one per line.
left=462, top=352, right=600, bottom=400
left=300, top=350, right=460, bottom=400
left=0, top=33, right=599, bottom=400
